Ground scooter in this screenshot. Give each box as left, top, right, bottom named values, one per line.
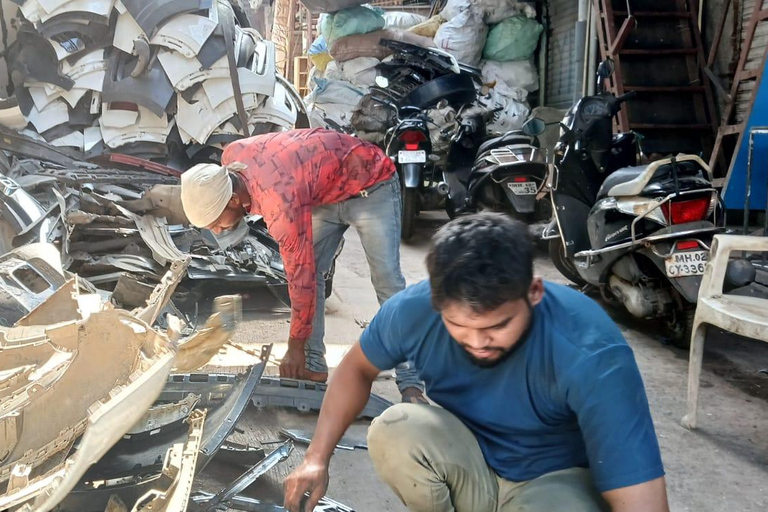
left=464, top=118, right=551, bottom=221
left=542, top=60, right=726, bottom=345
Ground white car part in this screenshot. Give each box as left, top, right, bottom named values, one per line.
left=113, top=10, right=145, bottom=54
left=101, top=103, right=139, bottom=128
left=50, top=130, right=84, bottom=151
left=150, top=14, right=216, bottom=58
left=158, top=50, right=230, bottom=91
left=39, top=0, right=114, bottom=23
left=27, top=86, right=61, bottom=111
left=26, top=99, right=69, bottom=133
left=0, top=101, right=28, bottom=130
left=248, top=82, right=298, bottom=130
left=83, top=126, right=103, bottom=151
left=20, top=0, right=43, bottom=24
left=177, top=89, right=260, bottom=144
left=100, top=106, right=173, bottom=148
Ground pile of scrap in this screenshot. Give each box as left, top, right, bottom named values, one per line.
left=0, top=144, right=288, bottom=308
left=0, top=244, right=361, bottom=511
left=1, top=0, right=302, bottom=165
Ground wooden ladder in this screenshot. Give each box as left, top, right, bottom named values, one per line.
left=593, top=0, right=718, bottom=159
left=709, top=0, right=768, bottom=177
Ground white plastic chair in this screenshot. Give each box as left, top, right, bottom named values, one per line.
left=682, top=234, right=768, bottom=429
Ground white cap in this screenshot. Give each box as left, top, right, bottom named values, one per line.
left=180, top=163, right=233, bottom=228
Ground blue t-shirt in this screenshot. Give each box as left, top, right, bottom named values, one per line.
left=360, top=280, right=664, bottom=492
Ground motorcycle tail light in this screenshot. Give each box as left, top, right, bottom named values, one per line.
left=662, top=197, right=711, bottom=224
left=676, top=240, right=699, bottom=251
left=399, top=130, right=427, bottom=151
left=513, top=176, right=528, bottom=182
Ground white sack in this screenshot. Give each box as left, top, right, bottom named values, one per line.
left=434, top=8, right=487, bottom=66
left=480, top=87, right=530, bottom=134
left=481, top=59, right=539, bottom=92
left=305, top=78, right=367, bottom=128
left=338, top=57, right=380, bottom=87
left=441, top=0, right=536, bottom=23
left=384, top=11, right=426, bottom=29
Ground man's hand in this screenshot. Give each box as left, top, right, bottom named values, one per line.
left=283, top=457, right=329, bottom=512
left=280, top=340, right=306, bottom=379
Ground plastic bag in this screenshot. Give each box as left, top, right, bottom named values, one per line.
left=338, top=57, right=380, bottom=87
left=305, top=78, right=367, bottom=128
left=308, top=35, right=328, bottom=55
left=384, top=11, right=426, bottom=29
left=482, top=87, right=530, bottom=133
left=481, top=0, right=537, bottom=24
left=481, top=59, right=539, bottom=92
left=300, top=0, right=366, bottom=14
left=440, top=0, right=472, bottom=20
left=330, top=29, right=436, bottom=62
left=320, top=6, right=385, bottom=44
left=483, top=15, right=543, bottom=62
left=434, top=8, right=488, bottom=66
left=407, top=14, right=445, bottom=38
left=309, top=52, right=334, bottom=71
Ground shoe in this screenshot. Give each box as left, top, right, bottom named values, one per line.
left=401, top=387, right=428, bottom=404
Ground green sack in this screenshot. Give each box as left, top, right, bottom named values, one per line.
left=320, top=6, right=386, bottom=44
left=483, top=16, right=543, bottom=62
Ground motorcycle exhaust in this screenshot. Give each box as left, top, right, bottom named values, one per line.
left=437, top=182, right=450, bottom=196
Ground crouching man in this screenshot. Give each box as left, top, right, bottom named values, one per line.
left=180, top=129, right=423, bottom=402
left=283, top=213, right=669, bottom=512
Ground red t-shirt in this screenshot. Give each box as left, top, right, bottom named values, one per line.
left=221, top=128, right=396, bottom=340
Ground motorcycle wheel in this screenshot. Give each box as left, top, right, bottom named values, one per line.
left=666, top=305, right=696, bottom=349
left=548, top=237, right=587, bottom=287
left=401, top=188, right=418, bottom=241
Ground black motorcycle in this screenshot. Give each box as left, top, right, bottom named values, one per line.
left=542, top=60, right=726, bottom=345
left=464, top=119, right=551, bottom=221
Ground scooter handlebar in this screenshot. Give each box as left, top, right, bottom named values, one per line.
left=617, top=91, right=637, bottom=103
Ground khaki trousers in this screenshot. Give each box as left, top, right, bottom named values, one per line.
left=367, top=404, right=609, bottom=512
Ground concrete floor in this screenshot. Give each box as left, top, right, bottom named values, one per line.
left=201, top=212, right=768, bottom=512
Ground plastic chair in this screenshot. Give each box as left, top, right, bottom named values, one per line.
left=682, top=234, right=768, bottom=429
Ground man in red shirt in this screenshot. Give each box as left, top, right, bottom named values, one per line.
left=180, top=129, right=424, bottom=402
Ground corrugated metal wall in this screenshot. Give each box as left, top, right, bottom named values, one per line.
left=545, top=0, right=579, bottom=109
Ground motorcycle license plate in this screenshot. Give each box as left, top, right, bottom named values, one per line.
left=398, top=150, right=426, bottom=164
left=507, top=182, right=537, bottom=195
left=664, top=250, right=708, bottom=277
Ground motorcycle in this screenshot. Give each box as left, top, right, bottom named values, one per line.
left=542, top=60, right=726, bottom=345
left=463, top=118, right=551, bottom=221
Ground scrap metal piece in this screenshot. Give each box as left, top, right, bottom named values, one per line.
left=173, top=294, right=241, bottom=372
left=113, top=9, right=145, bottom=54
left=158, top=51, right=229, bottom=92
left=121, top=0, right=212, bottom=37
left=159, top=372, right=237, bottom=408
left=37, top=0, right=115, bottom=24
left=100, top=107, right=174, bottom=149
left=176, top=85, right=261, bottom=145
left=0, top=173, right=49, bottom=241
left=189, top=494, right=355, bottom=512
left=214, top=440, right=265, bottom=466
left=0, top=97, right=27, bottom=130
left=251, top=377, right=393, bottom=420
left=126, top=393, right=199, bottom=438
left=116, top=207, right=187, bottom=266
left=130, top=408, right=206, bottom=512
left=150, top=14, right=216, bottom=58
left=9, top=30, right=75, bottom=90
left=133, top=259, right=189, bottom=325
left=189, top=441, right=293, bottom=512
left=26, top=99, right=69, bottom=134
left=0, top=125, right=84, bottom=167
left=196, top=346, right=271, bottom=471
left=0, top=309, right=176, bottom=511
left=279, top=428, right=367, bottom=451
left=102, top=53, right=174, bottom=117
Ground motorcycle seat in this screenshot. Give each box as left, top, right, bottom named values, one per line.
left=476, top=132, right=534, bottom=156
left=596, top=155, right=712, bottom=200
left=596, top=165, right=648, bottom=200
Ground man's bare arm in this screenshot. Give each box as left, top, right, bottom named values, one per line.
left=602, top=477, right=670, bottom=512
left=283, top=342, right=382, bottom=512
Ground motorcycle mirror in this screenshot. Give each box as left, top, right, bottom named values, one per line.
left=597, top=59, right=615, bottom=79
left=522, top=117, right=546, bottom=137
left=374, top=76, right=390, bottom=88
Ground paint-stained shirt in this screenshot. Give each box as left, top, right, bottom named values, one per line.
left=221, top=129, right=396, bottom=340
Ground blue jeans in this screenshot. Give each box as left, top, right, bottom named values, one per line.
left=306, top=175, right=423, bottom=393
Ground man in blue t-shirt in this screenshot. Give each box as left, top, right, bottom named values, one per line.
left=284, top=213, right=669, bottom=512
